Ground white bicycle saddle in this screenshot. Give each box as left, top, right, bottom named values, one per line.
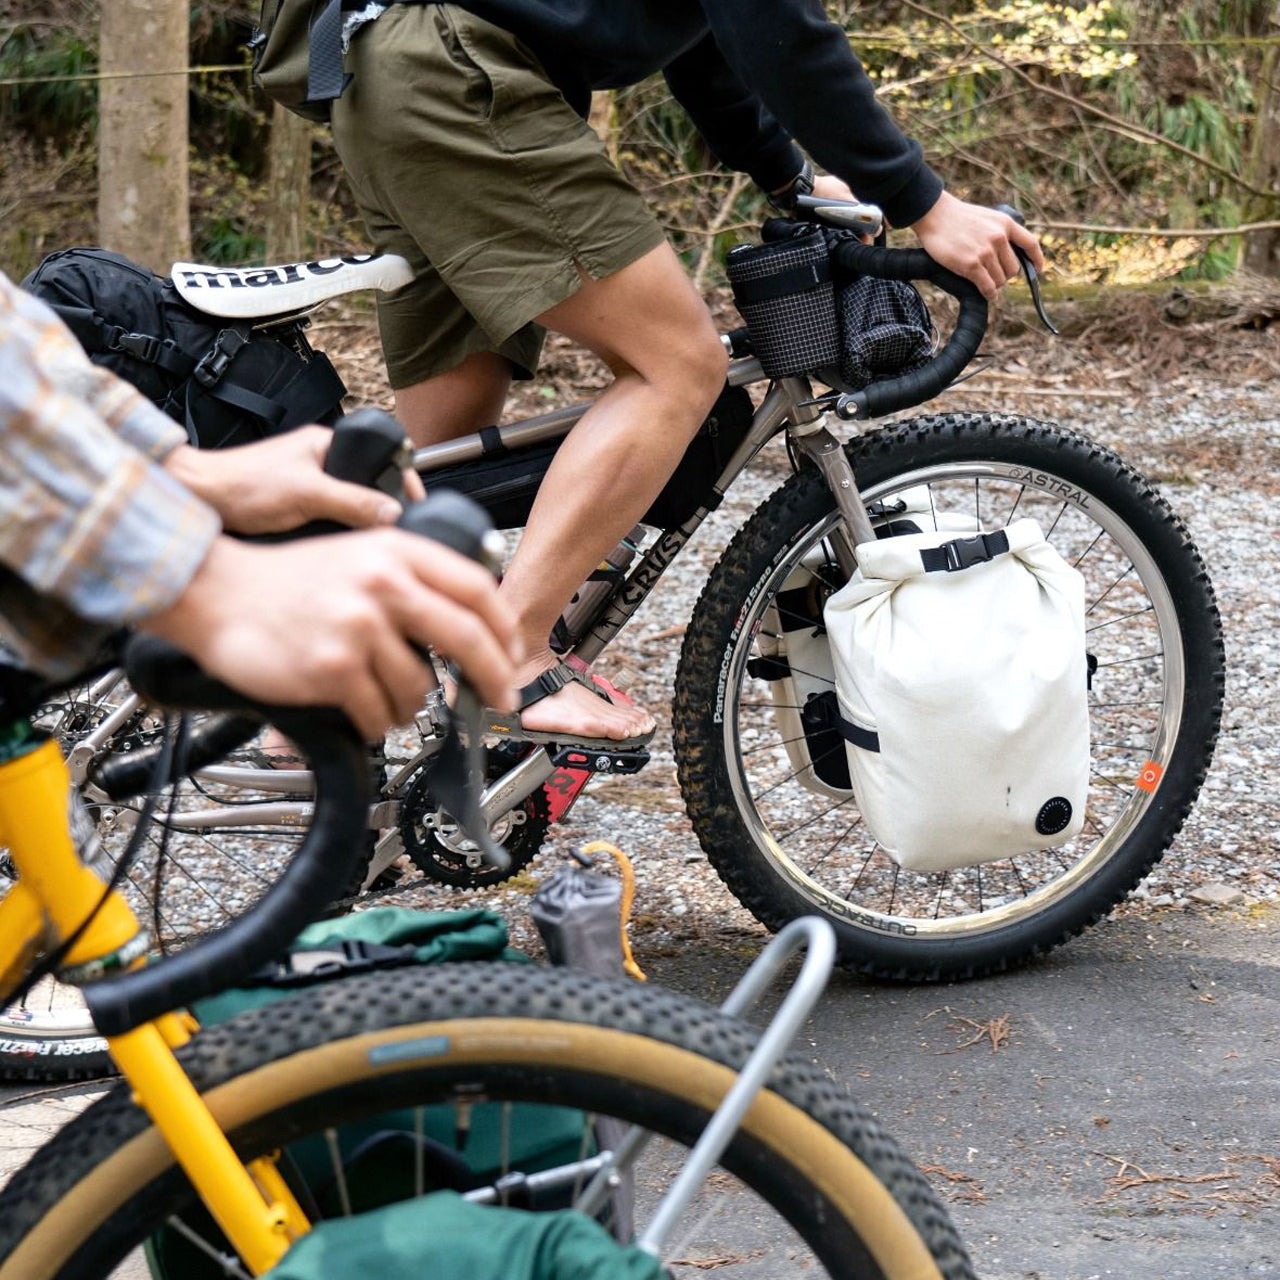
left=170, top=253, right=413, bottom=320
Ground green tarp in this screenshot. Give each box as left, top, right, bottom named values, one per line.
left=265, top=1191, right=665, bottom=1280
left=149, top=908, right=655, bottom=1280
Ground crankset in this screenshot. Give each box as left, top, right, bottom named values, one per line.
left=398, top=743, right=550, bottom=889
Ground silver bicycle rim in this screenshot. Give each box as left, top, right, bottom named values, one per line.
left=723, top=458, right=1185, bottom=940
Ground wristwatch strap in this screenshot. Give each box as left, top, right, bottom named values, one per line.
left=767, top=159, right=815, bottom=213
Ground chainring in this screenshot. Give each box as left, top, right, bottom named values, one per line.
left=399, top=745, right=549, bottom=889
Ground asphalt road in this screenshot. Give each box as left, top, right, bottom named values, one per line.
left=643, top=905, right=1280, bottom=1280
left=4, top=906, right=1275, bottom=1280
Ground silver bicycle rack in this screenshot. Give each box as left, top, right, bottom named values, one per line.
left=569, top=915, right=838, bottom=1256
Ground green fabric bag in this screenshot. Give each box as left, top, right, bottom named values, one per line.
left=146, top=908, right=595, bottom=1280
left=250, top=0, right=335, bottom=124
left=264, top=1192, right=665, bottom=1280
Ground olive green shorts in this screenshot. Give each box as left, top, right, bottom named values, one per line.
left=330, top=4, right=667, bottom=387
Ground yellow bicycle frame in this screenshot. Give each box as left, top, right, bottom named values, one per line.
left=0, top=736, right=309, bottom=1275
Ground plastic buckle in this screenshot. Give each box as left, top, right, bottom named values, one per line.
left=942, top=533, right=998, bottom=572
left=113, top=331, right=164, bottom=364
left=249, top=939, right=418, bottom=989
left=193, top=328, right=248, bottom=388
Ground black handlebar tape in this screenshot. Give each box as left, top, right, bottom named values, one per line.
left=323, top=408, right=410, bottom=500
left=91, top=712, right=261, bottom=801
left=86, top=717, right=370, bottom=1038
left=260, top=408, right=412, bottom=543
left=85, top=632, right=372, bottom=1037
left=827, top=239, right=988, bottom=421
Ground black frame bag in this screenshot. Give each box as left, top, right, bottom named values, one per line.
left=21, top=248, right=347, bottom=449
left=424, top=384, right=755, bottom=530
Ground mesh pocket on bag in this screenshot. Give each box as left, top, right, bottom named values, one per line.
left=835, top=275, right=935, bottom=392
left=726, top=230, right=840, bottom=378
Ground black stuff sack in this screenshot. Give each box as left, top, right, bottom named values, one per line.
left=726, top=221, right=935, bottom=393
left=21, top=247, right=346, bottom=449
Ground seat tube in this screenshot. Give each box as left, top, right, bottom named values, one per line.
left=0, top=738, right=139, bottom=964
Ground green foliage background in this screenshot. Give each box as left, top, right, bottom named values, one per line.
left=2, top=1, right=1277, bottom=281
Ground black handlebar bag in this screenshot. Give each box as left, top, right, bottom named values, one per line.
left=21, top=248, right=346, bottom=449
left=726, top=223, right=935, bottom=391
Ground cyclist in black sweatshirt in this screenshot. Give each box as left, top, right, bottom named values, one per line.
left=328, top=0, right=1043, bottom=745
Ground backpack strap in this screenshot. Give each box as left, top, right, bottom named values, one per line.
left=305, top=0, right=354, bottom=107
left=56, top=303, right=196, bottom=381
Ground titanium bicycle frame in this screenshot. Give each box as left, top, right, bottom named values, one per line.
left=65, top=356, right=874, bottom=857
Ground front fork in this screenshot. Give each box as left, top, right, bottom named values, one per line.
left=787, top=405, right=875, bottom=575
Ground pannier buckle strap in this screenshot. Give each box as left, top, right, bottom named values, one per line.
left=921, top=529, right=1011, bottom=574
left=193, top=327, right=250, bottom=388
left=109, top=329, right=168, bottom=366
left=246, top=939, right=419, bottom=989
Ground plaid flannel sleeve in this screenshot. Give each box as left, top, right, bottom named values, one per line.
left=0, top=275, right=220, bottom=678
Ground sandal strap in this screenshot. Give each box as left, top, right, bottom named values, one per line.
left=517, top=661, right=610, bottom=711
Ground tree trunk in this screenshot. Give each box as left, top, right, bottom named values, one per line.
left=265, top=102, right=312, bottom=263
left=1244, top=5, right=1280, bottom=274
left=97, top=0, right=190, bottom=272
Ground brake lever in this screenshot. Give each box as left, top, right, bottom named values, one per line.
left=397, top=491, right=511, bottom=871
left=994, top=204, right=1058, bottom=336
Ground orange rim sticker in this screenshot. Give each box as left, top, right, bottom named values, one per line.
left=1135, top=761, right=1164, bottom=793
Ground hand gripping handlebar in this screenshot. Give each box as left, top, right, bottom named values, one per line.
left=85, top=477, right=501, bottom=1039
left=776, top=200, right=1052, bottom=422
left=827, top=239, right=988, bottom=422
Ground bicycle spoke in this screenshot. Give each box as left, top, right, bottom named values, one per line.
left=807, top=818, right=864, bottom=877
left=1085, top=563, right=1137, bottom=615
left=1094, top=652, right=1163, bottom=669
left=1043, top=500, right=1069, bottom=538
left=324, top=1128, right=352, bottom=1217
left=1071, top=528, right=1106, bottom=569
left=1002, top=483, right=1026, bottom=527
left=742, top=733, right=814, bottom=756
left=774, top=793, right=856, bottom=845
left=1087, top=603, right=1155, bottom=633
left=163, top=1215, right=251, bottom=1280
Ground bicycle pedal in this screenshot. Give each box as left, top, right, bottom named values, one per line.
left=549, top=747, right=650, bottom=775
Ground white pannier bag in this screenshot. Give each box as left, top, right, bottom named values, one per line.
left=822, top=518, right=1090, bottom=873
left=755, top=488, right=978, bottom=801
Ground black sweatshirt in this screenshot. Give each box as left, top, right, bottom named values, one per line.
left=447, top=0, right=944, bottom=227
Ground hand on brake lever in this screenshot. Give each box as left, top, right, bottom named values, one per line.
left=911, top=191, right=1045, bottom=301
left=993, top=204, right=1059, bottom=335
left=163, top=425, right=425, bottom=535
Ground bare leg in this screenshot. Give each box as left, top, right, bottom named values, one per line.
left=394, top=244, right=726, bottom=741
left=501, top=245, right=726, bottom=739
left=396, top=350, right=513, bottom=444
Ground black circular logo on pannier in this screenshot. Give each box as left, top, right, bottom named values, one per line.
left=1035, top=796, right=1073, bottom=836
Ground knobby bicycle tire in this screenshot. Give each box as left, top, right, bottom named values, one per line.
left=0, top=963, right=974, bottom=1280
left=674, top=412, right=1224, bottom=980
left=0, top=713, right=392, bottom=1085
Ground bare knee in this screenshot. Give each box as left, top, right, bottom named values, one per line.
left=605, top=323, right=727, bottom=431
left=660, top=326, right=729, bottom=433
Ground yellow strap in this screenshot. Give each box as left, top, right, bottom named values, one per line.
left=580, top=840, right=647, bottom=982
